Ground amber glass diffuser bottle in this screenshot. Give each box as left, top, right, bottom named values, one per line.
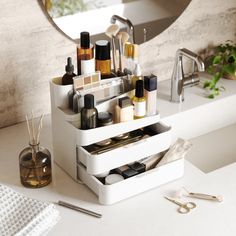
left=77, top=31, right=95, bottom=75
left=19, top=114, right=52, bottom=188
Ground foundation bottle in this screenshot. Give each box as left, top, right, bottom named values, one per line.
left=95, top=40, right=111, bottom=79
left=132, top=80, right=146, bottom=119
left=77, top=31, right=95, bottom=75
left=61, top=57, right=76, bottom=85
left=81, top=94, right=98, bottom=130
left=115, top=96, right=134, bottom=123
left=144, top=75, right=158, bottom=116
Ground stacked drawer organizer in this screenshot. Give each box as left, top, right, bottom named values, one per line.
left=50, top=77, right=184, bottom=205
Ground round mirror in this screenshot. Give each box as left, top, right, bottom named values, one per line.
left=41, top=0, right=191, bottom=44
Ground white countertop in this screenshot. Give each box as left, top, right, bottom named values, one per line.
left=1, top=78, right=236, bottom=235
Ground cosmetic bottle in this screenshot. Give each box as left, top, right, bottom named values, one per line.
left=95, top=40, right=111, bottom=79
left=131, top=63, right=143, bottom=89
left=77, top=31, right=95, bottom=75
left=144, top=74, right=158, bottom=116
left=115, top=96, right=134, bottom=123
left=124, top=42, right=133, bottom=72
left=133, top=80, right=146, bottom=119
left=81, top=94, right=98, bottom=130
left=62, top=57, right=76, bottom=85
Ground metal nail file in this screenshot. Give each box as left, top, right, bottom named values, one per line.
left=58, top=200, right=102, bottom=218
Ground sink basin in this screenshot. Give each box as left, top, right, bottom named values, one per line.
left=158, top=77, right=236, bottom=141
left=156, top=77, right=236, bottom=173
left=186, top=123, right=236, bottom=173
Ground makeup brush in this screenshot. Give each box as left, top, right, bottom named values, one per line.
left=105, top=24, right=120, bottom=74
left=118, top=31, right=129, bottom=54
left=116, top=32, right=123, bottom=73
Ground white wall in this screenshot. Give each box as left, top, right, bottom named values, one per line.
left=0, top=0, right=235, bottom=128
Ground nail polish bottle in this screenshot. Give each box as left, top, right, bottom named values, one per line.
left=132, top=80, right=146, bottom=119
left=77, top=31, right=95, bottom=75
left=81, top=94, right=98, bottom=130
left=61, top=57, right=76, bottom=85
left=144, top=74, right=158, bottom=116
left=95, top=40, right=111, bottom=79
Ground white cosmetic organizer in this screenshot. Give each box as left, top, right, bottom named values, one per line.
left=50, top=77, right=184, bottom=205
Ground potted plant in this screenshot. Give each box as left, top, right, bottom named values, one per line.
left=201, top=40, right=236, bottom=98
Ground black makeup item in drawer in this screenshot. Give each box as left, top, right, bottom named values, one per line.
left=77, top=156, right=184, bottom=205
left=77, top=122, right=171, bottom=175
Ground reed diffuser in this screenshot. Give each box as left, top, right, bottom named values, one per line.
left=19, top=112, right=52, bottom=188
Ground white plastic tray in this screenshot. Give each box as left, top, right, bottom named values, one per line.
left=78, top=122, right=171, bottom=175
left=78, top=158, right=184, bottom=205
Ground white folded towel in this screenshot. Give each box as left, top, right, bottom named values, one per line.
left=0, top=185, right=60, bottom=236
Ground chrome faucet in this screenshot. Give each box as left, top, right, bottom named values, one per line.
left=170, top=48, right=205, bottom=103
left=111, top=15, right=135, bottom=44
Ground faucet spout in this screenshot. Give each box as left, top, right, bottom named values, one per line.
left=177, top=48, right=205, bottom=72
left=171, top=48, right=205, bottom=103
left=111, top=15, right=135, bottom=44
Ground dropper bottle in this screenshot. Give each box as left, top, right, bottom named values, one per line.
left=62, top=57, right=76, bottom=85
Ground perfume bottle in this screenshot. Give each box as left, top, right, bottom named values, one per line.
left=19, top=114, right=52, bottom=188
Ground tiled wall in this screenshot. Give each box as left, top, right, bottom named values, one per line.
left=0, top=0, right=235, bottom=128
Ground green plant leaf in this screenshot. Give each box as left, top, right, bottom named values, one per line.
left=203, top=81, right=210, bottom=88
left=213, top=55, right=222, bottom=65
left=223, top=64, right=235, bottom=75
left=208, top=94, right=215, bottom=99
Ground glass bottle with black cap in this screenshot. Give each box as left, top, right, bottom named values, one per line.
left=81, top=94, right=98, bottom=130
left=77, top=31, right=95, bottom=75
left=95, top=40, right=111, bottom=79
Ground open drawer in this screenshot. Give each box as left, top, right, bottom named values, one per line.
left=78, top=122, right=171, bottom=175
left=77, top=158, right=184, bottom=205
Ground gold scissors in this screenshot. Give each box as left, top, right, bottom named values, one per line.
left=165, top=196, right=196, bottom=214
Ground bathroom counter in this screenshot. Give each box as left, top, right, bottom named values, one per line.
left=1, top=78, right=236, bottom=236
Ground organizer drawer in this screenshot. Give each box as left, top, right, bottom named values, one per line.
left=77, top=158, right=184, bottom=205
left=78, top=122, right=171, bottom=175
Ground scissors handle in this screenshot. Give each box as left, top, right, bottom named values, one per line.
left=185, top=202, right=196, bottom=209
left=178, top=206, right=190, bottom=214
left=178, top=202, right=196, bottom=214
